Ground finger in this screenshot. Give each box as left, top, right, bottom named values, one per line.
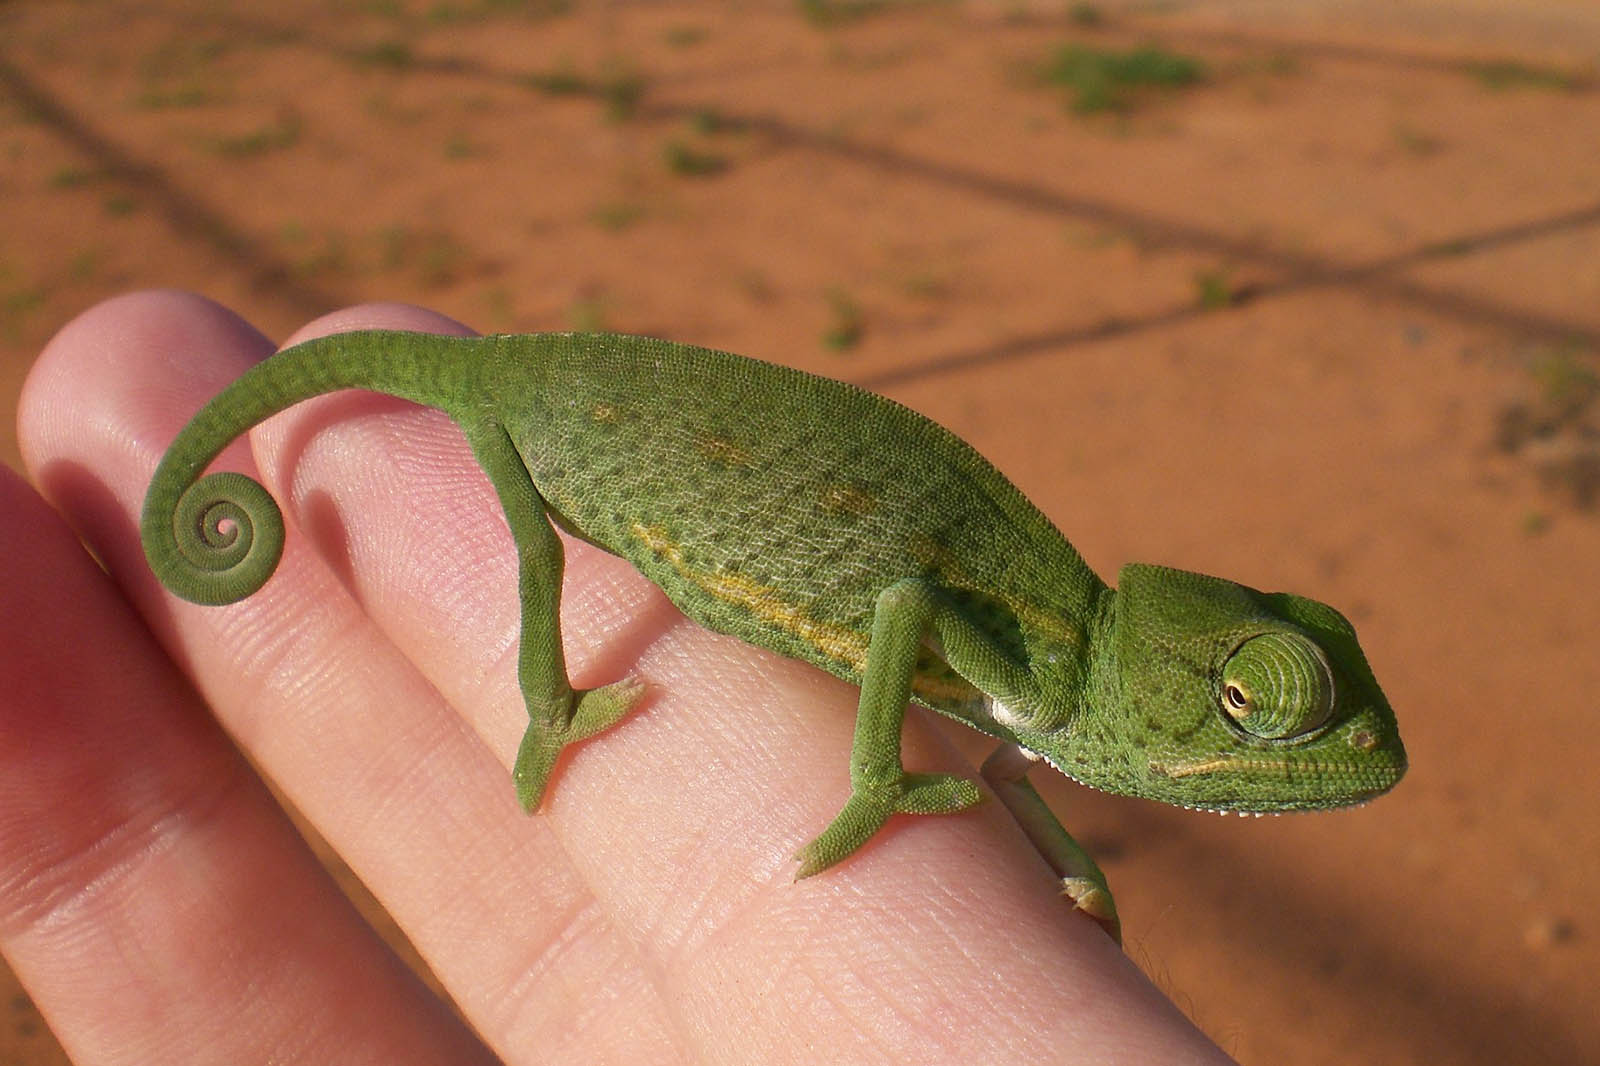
left=21, top=291, right=688, bottom=1063
left=0, top=468, right=492, bottom=1063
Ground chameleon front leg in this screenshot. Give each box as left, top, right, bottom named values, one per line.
left=981, top=743, right=1121, bottom=944
left=796, top=578, right=1027, bottom=878
left=462, top=422, right=646, bottom=811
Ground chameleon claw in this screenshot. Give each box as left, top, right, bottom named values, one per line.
left=513, top=728, right=564, bottom=812
left=1062, top=877, right=1122, bottom=945
left=513, top=676, right=648, bottom=812
left=794, top=791, right=895, bottom=880
left=794, top=772, right=982, bottom=879
left=568, top=676, right=649, bottom=740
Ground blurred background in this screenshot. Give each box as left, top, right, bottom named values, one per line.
left=3, top=1, right=1598, bottom=1062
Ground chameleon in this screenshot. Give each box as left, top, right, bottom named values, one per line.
left=141, top=329, right=1406, bottom=939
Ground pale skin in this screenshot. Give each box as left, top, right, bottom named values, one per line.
left=3, top=291, right=1240, bottom=1064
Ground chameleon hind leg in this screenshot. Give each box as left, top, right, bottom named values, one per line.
left=795, top=577, right=1033, bottom=878
left=981, top=743, right=1121, bottom=944
left=463, top=421, right=646, bottom=811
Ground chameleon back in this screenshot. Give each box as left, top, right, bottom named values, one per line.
left=491, top=333, right=1104, bottom=715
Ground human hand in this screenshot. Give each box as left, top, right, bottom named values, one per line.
left=1, top=291, right=1236, bottom=1064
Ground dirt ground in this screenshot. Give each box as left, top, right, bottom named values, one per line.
left=2, top=1, right=1598, bottom=1063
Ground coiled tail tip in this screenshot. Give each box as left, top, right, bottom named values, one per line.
left=141, top=470, right=286, bottom=606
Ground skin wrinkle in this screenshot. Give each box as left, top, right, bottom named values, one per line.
left=848, top=931, right=952, bottom=1049
left=870, top=894, right=982, bottom=1042
left=494, top=896, right=615, bottom=1041
left=646, top=840, right=810, bottom=989
left=0, top=752, right=244, bottom=941
left=496, top=877, right=697, bottom=1056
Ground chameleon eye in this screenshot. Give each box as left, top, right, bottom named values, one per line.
left=1223, top=682, right=1252, bottom=714
left=1219, top=632, right=1334, bottom=740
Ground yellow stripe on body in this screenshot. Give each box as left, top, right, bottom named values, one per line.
left=629, top=521, right=870, bottom=670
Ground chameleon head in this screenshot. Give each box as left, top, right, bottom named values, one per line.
left=1038, top=563, right=1406, bottom=813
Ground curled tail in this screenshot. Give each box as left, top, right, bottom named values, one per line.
left=141, top=329, right=485, bottom=605
left=142, top=466, right=286, bottom=606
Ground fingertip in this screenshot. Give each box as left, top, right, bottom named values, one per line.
left=18, top=290, right=272, bottom=484
left=282, top=303, right=477, bottom=347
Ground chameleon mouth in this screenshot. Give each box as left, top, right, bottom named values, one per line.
left=1149, top=755, right=1309, bottom=779
left=1146, top=752, right=1407, bottom=804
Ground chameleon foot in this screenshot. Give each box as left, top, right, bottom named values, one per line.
left=794, top=772, right=982, bottom=879
left=513, top=677, right=648, bottom=811
left=1062, top=876, right=1121, bottom=945
left=981, top=743, right=1122, bottom=944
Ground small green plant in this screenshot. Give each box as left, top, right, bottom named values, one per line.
left=278, top=221, right=332, bottom=276
left=377, top=225, right=469, bottom=288
left=1193, top=268, right=1235, bottom=310
left=443, top=130, right=483, bottom=159
left=353, top=40, right=416, bottom=70
left=1530, top=348, right=1600, bottom=418
left=137, top=37, right=229, bottom=80
left=521, top=60, right=644, bottom=120
left=279, top=222, right=349, bottom=279
left=68, top=248, right=102, bottom=283
left=521, top=64, right=588, bottom=95
left=1462, top=59, right=1576, bottom=92
left=1239, top=51, right=1299, bottom=78
left=202, top=111, right=302, bottom=157
left=104, top=194, right=139, bottom=216
left=568, top=295, right=611, bottom=332
left=1041, top=43, right=1205, bottom=113
left=48, top=166, right=99, bottom=190
left=799, top=0, right=885, bottom=28
left=736, top=270, right=777, bottom=303
left=590, top=200, right=646, bottom=231
left=474, top=0, right=570, bottom=16
left=1495, top=346, right=1600, bottom=510
left=133, top=82, right=222, bottom=110
left=822, top=287, right=864, bottom=351
left=903, top=270, right=949, bottom=301
left=1423, top=237, right=1474, bottom=257
left=425, top=3, right=471, bottom=24
left=689, top=108, right=737, bottom=135
left=663, top=25, right=709, bottom=48
left=419, top=235, right=467, bottom=288
left=0, top=261, right=46, bottom=343
left=426, top=1, right=553, bottom=24
left=1068, top=3, right=1104, bottom=27
left=132, top=37, right=231, bottom=110
left=1392, top=123, right=1445, bottom=156
left=481, top=285, right=515, bottom=328
left=599, top=65, right=645, bottom=121
left=663, top=139, right=728, bottom=177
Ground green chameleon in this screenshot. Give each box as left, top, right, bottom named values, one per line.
left=142, top=330, right=1406, bottom=941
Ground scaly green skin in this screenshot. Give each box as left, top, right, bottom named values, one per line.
left=142, top=330, right=1407, bottom=937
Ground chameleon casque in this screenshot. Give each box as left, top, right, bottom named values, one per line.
left=142, top=330, right=1406, bottom=939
